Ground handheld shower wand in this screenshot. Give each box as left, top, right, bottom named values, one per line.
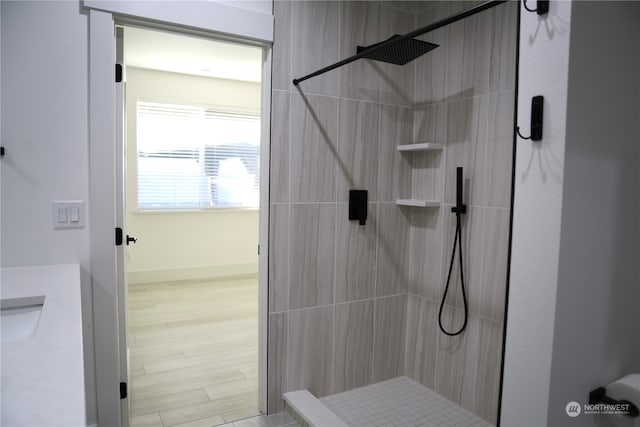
left=438, top=167, right=468, bottom=336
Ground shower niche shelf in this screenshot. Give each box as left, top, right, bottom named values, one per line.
left=396, top=199, right=440, bottom=208
left=396, top=142, right=443, bottom=208
left=397, top=142, right=444, bottom=152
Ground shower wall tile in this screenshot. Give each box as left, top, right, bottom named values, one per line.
left=465, top=316, right=503, bottom=424
left=268, top=312, right=288, bottom=413
left=433, top=306, right=467, bottom=401
left=378, top=105, right=412, bottom=202
left=434, top=309, right=503, bottom=424
left=373, top=295, right=407, bottom=382
left=291, top=0, right=340, bottom=97
left=411, top=150, right=443, bottom=203
left=376, top=203, right=410, bottom=297
left=404, top=295, right=439, bottom=389
left=439, top=205, right=484, bottom=313
left=408, top=207, right=443, bottom=302
left=448, top=1, right=469, bottom=15
left=288, top=306, right=334, bottom=397
left=335, top=203, right=377, bottom=303
left=270, top=90, right=290, bottom=203
left=339, top=1, right=381, bottom=103
left=269, top=204, right=289, bottom=313
left=414, top=3, right=449, bottom=105
left=439, top=206, right=509, bottom=323
left=413, top=100, right=448, bottom=144
left=411, top=101, right=446, bottom=202
left=381, top=1, right=418, bottom=14
left=401, top=1, right=515, bottom=422
left=273, top=0, right=292, bottom=91
left=290, top=94, right=338, bottom=203
left=413, top=1, right=433, bottom=15
left=476, top=207, right=509, bottom=323
left=444, top=95, right=489, bottom=207
left=289, top=204, right=335, bottom=310
left=268, top=0, right=516, bottom=417
left=461, top=12, right=492, bottom=97
left=489, top=1, right=517, bottom=93
left=333, top=300, right=374, bottom=393
left=337, top=99, right=380, bottom=201
left=485, top=91, right=515, bottom=208
left=378, top=5, right=414, bottom=106
left=445, top=17, right=465, bottom=99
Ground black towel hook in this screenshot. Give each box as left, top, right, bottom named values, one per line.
left=517, top=96, right=544, bottom=141
left=523, top=0, right=549, bottom=15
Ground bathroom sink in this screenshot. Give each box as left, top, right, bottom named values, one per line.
left=1, top=296, right=45, bottom=344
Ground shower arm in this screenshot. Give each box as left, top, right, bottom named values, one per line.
left=292, top=0, right=507, bottom=86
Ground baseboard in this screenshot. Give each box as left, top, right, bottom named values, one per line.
left=127, top=262, right=258, bottom=284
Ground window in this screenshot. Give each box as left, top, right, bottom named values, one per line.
left=137, top=101, right=260, bottom=209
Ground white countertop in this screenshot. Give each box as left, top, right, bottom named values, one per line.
left=1, top=264, right=86, bottom=426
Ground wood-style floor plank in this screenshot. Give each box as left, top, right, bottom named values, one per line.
left=128, top=276, right=259, bottom=426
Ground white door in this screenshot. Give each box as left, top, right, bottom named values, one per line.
left=115, top=25, right=132, bottom=427
left=87, top=5, right=272, bottom=424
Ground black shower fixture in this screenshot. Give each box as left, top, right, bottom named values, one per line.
left=356, top=35, right=438, bottom=66
left=292, top=0, right=507, bottom=86
left=348, top=190, right=368, bottom=226
left=438, top=167, right=469, bottom=336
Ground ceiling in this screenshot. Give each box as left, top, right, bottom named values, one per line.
left=123, top=26, right=262, bottom=82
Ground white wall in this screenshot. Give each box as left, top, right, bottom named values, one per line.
left=1, top=1, right=89, bottom=268
left=1, top=1, right=271, bottom=424
left=0, top=1, right=96, bottom=423
left=503, top=2, right=640, bottom=426
left=501, top=1, right=573, bottom=425
left=546, top=2, right=640, bottom=426
left=125, top=67, right=260, bottom=283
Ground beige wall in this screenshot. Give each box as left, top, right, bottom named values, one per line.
left=125, top=67, right=261, bottom=283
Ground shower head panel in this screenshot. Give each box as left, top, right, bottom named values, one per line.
left=357, top=35, right=438, bottom=66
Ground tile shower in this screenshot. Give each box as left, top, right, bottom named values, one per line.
left=268, top=0, right=517, bottom=424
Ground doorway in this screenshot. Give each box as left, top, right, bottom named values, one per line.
left=120, top=25, right=265, bottom=426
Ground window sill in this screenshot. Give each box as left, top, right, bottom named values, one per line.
left=133, top=207, right=259, bottom=215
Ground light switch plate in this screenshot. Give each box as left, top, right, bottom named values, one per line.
left=52, top=201, right=85, bottom=229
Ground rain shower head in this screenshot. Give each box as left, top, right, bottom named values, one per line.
left=357, top=35, right=438, bottom=66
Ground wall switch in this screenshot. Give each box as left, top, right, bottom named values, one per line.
left=70, top=207, right=80, bottom=223
left=58, top=207, right=69, bottom=223
left=53, top=201, right=85, bottom=229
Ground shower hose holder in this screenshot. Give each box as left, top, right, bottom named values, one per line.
left=451, top=166, right=467, bottom=215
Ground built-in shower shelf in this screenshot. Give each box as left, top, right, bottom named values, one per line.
left=397, top=143, right=444, bottom=152
left=396, top=199, right=440, bottom=208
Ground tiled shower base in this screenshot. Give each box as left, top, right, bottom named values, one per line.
left=287, top=377, right=494, bottom=427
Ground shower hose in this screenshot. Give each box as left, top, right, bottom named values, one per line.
left=438, top=209, right=468, bottom=336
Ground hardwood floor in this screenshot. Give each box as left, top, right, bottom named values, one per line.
left=128, top=277, right=260, bottom=427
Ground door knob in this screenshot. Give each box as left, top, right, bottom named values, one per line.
left=126, top=235, right=138, bottom=245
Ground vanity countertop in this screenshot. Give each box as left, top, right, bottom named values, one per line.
left=1, top=264, right=86, bottom=426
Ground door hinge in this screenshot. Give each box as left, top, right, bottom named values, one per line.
left=115, top=64, right=123, bottom=83
left=257, top=244, right=260, bottom=256
left=120, top=382, right=127, bottom=399
left=115, top=227, right=123, bottom=246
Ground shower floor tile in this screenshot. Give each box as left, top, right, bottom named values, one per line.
left=320, top=377, right=494, bottom=427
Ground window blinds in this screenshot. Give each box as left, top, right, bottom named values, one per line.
left=137, top=101, right=260, bottom=209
